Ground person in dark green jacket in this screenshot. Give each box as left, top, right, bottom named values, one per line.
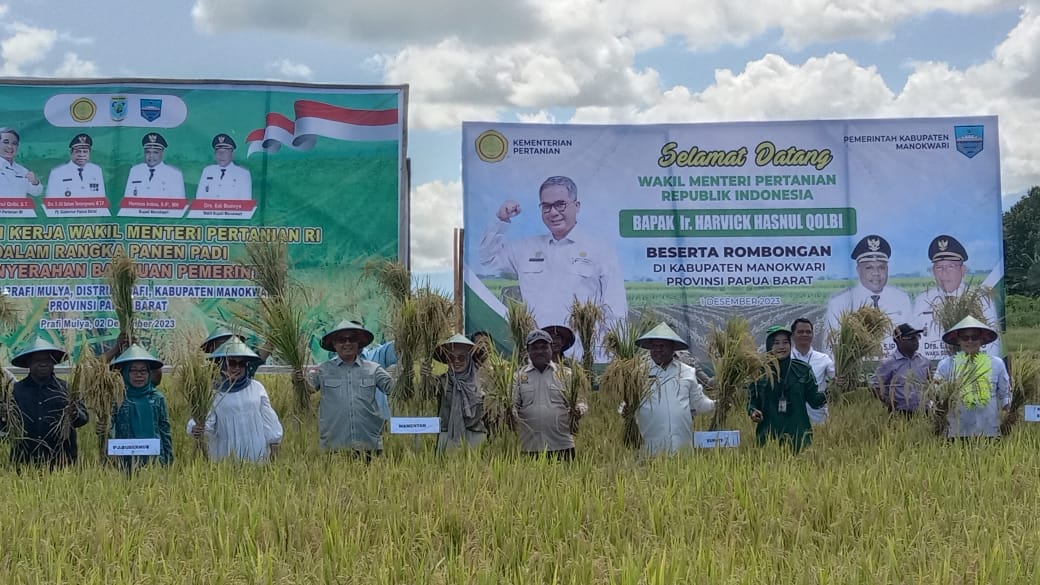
left=110, top=344, right=174, bottom=469
left=747, top=325, right=826, bottom=453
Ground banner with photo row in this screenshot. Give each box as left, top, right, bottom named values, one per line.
left=462, top=117, right=1003, bottom=363
left=0, top=79, right=406, bottom=356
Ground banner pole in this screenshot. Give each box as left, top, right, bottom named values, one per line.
left=453, top=228, right=464, bottom=333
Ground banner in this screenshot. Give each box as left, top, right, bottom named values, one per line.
left=0, top=79, right=406, bottom=357
left=462, top=118, right=1003, bottom=363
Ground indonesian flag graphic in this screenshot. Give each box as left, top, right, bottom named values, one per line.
left=246, top=100, right=399, bottom=156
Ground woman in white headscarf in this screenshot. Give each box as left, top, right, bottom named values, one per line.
left=434, top=334, right=486, bottom=454
left=933, top=316, right=1010, bottom=438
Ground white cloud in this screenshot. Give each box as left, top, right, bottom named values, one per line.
left=0, top=23, right=57, bottom=75
left=516, top=110, right=557, bottom=124
left=51, top=52, right=99, bottom=78
left=410, top=180, right=462, bottom=271
left=0, top=6, right=8, bottom=19
left=268, top=58, right=314, bottom=80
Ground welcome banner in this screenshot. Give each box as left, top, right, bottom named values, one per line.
left=462, top=118, right=1003, bottom=362
left=0, top=79, right=406, bottom=355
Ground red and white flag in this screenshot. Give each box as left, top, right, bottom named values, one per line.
left=246, top=100, right=399, bottom=156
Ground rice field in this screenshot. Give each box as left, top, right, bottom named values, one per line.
left=3, top=370, right=1040, bottom=584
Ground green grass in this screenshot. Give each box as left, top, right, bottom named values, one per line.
left=3, top=367, right=1040, bottom=584
left=1002, top=327, right=1040, bottom=352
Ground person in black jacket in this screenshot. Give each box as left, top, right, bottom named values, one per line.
left=1, top=338, right=89, bottom=468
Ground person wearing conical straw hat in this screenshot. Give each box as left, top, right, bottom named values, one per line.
left=542, top=324, right=575, bottom=364
left=933, top=316, right=1010, bottom=438
left=512, top=329, right=586, bottom=460
left=302, top=319, right=393, bottom=461
left=433, top=334, right=486, bottom=454
left=1, top=338, right=88, bottom=468
left=200, top=325, right=273, bottom=375
left=632, top=323, right=715, bottom=456
left=188, top=339, right=283, bottom=462
left=747, top=326, right=826, bottom=453
left=110, top=344, right=173, bottom=468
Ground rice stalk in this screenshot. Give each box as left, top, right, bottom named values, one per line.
left=479, top=344, right=519, bottom=436
left=364, top=259, right=411, bottom=305
left=163, top=326, right=219, bottom=440
left=506, top=300, right=537, bottom=361
left=599, top=319, right=651, bottom=448
left=1001, top=351, right=1040, bottom=434
left=926, top=360, right=983, bottom=437
left=242, top=239, right=291, bottom=299
left=568, top=299, right=604, bottom=377
left=412, top=286, right=455, bottom=402
left=828, top=306, right=891, bottom=393
left=105, top=249, right=137, bottom=341
left=706, top=316, right=773, bottom=431
left=0, top=370, right=21, bottom=444
left=556, top=361, right=590, bottom=434
left=77, top=344, right=126, bottom=461
left=931, top=280, right=995, bottom=355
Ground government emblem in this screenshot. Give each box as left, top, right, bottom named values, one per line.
left=954, top=125, right=984, bottom=159
left=110, top=96, right=128, bottom=121
left=140, top=98, right=163, bottom=123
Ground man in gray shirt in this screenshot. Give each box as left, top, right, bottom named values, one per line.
left=304, top=320, right=394, bottom=460
left=512, top=329, right=586, bottom=460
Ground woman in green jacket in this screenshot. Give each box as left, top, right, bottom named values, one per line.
left=110, top=344, right=174, bottom=469
left=747, top=325, right=826, bottom=453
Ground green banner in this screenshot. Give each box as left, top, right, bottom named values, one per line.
left=0, top=80, right=406, bottom=356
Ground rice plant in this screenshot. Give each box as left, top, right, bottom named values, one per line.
left=568, top=298, right=604, bottom=378
left=1001, top=351, right=1040, bottom=434
left=364, top=258, right=411, bottom=305
left=75, top=345, right=126, bottom=461
left=931, top=281, right=996, bottom=355
left=505, top=300, right=537, bottom=361
left=0, top=369, right=21, bottom=444
left=705, top=316, right=773, bottom=431
left=412, top=286, right=455, bottom=403
left=478, top=344, right=519, bottom=436
left=828, top=306, right=891, bottom=393
left=105, top=249, right=138, bottom=341
left=599, top=318, right=650, bottom=448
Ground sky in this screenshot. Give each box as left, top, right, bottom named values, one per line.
left=2, top=0, right=1039, bottom=288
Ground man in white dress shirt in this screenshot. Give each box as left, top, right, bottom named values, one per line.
left=0, top=128, right=42, bottom=197
left=479, top=175, right=628, bottom=360
left=912, top=234, right=1001, bottom=360
left=195, top=133, right=252, bottom=200
left=824, top=234, right=912, bottom=357
left=123, top=133, right=184, bottom=198
left=46, top=133, right=106, bottom=198
left=790, top=318, right=836, bottom=425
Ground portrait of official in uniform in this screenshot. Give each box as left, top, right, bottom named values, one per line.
left=912, top=234, right=1001, bottom=359
left=46, top=133, right=106, bottom=198
left=824, top=234, right=912, bottom=352
left=123, top=133, right=185, bottom=199
left=0, top=127, right=43, bottom=197
left=479, top=175, right=628, bottom=359
left=195, top=133, right=252, bottom=201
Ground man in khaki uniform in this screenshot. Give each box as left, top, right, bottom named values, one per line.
left=512, top=329, right=586, bottom=460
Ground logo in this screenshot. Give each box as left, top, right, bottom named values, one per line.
left=475, top=130, right=508, bottom=163
left=110, top=96, right=128, bottom=121
left=954, top=125, right=984, bottom=159
left=140, top=99, right=163, bottom=123
left=69, top=98, right=97, bottom=123
left=867, top=237, right=881, bottom=252
left=937, top=238, right=949, bottom=252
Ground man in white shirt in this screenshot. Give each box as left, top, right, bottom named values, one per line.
left=0, top=128, right=42, bottom=197
left=790, top=318, right=836, bottom=425
left=123, top=133, right=184, bottom=198
left=912, top=234, right=1001, bottom=360
left=46, top=133, right=106, bottom=198
left=479, top=175, right=628, bottom=360
left=195, top=133, right=252, bottom=200
left=824, top=234, right=912, bottom=357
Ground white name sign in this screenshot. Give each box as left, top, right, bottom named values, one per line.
left=389, top=417, right=441, bottom=434
left=694, top=430, right=740, bottom=448
left=107, top=438, right=161, bottom=456
left=1024, top=405, right=1040, bottom=423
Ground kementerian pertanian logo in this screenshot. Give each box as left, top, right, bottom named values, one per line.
left=69, top=98, right=97, bottom=123
left=475, top=130, right=508, bottom=163
left=954, top=125, right=984, bottom=159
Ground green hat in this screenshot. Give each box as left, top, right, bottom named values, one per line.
left=765, top=325, right=792, bottom=348
left=542, top=324, right=575, bottom=352
left=941, top=315, right=998, bottom=346
left=434, top=333, right=475, bottom=364
left=636, top=322, right=688, bottom=351
left=208, top=338, right=262, bottom=367
left=11, top=338, right=68, bottom=368
left=110, top=344, right=163, bottom=371
left=201, top=326, right=237, bottom=351
left=320, top=319, right=375, bottom=351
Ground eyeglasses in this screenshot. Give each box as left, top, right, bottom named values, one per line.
left=539, top=200, right=572, bottom=214
left=332, top=335, right=362, bottom=344
left=958, top=334, right=981, bottom=342
left=128, top=367, right=150, bottom=374
left=446, top=353, right=469, bottom=363
left=225, top=359, right=247, bottom=367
